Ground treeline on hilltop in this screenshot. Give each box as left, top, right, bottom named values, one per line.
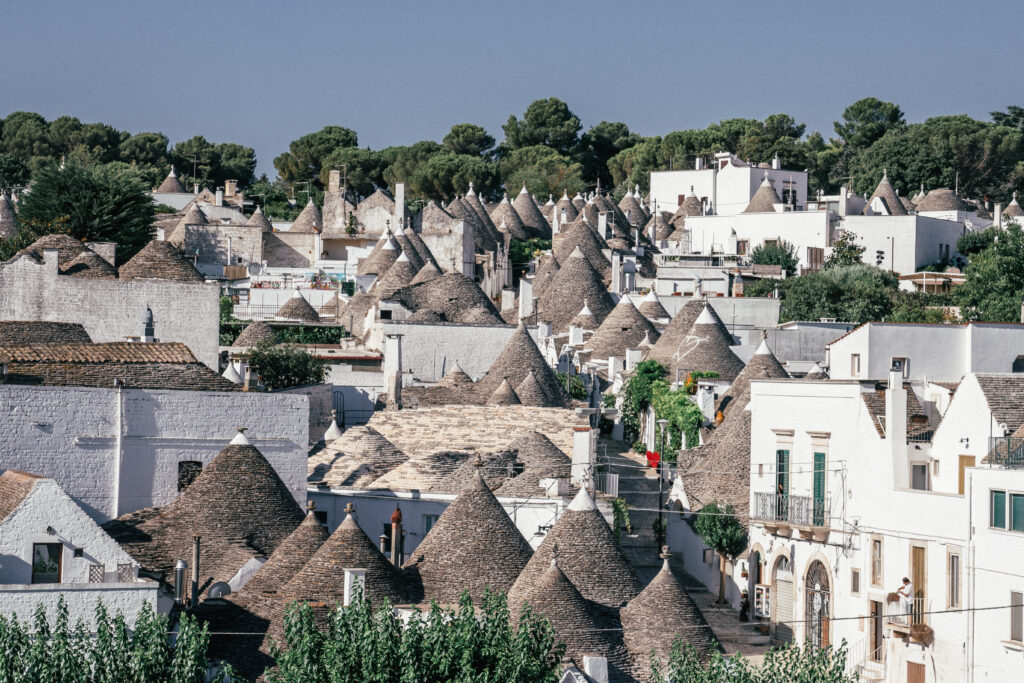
left=2, top=100, right=1024, bottom=219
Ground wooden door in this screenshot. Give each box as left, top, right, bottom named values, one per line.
left=907, top=662, right=925, bottom=683
left=912, top=546, right=926, bottom=623
left=870, top=601, right=883, bottom=660
left=958, top=455, right=975, bottom=495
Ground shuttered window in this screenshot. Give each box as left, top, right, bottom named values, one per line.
left=1011, top=494, right=1024, bottom=533
left=1011, top=592, right=1023, bottom=643
left=992, top=490, right=1007, bottom=529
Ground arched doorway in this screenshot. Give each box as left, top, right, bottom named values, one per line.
left=772, top=556, right=793, bottom=642
left=805, top=560, right=831, bottom=647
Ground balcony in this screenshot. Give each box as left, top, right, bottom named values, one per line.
left=752, top=492, right=829, bottom=540
left=988, top=437, right=1024, bottom=468
left=885, top=597, right=933, bottom=643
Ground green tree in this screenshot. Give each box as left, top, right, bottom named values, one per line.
left=693, top=502, right=748, bottom=604
left=750, top=239, right=799, bottom=276
left=652, top=638, right=855, bottom=682
left=215, top=142, right=257, bottom=187
left=737, top=113, right=808, bottom=169
left=618, top=360, right=668, bottom=442
left=119, top=132, right=170, bottom=187
left=957, top=226, right=997, bottom=255
left=172, top=135, right=221, bottom=189
left=824, top=230, right=866, bottom=269
left=0, top=152, right=30, bottom=191
left=954, top=221, right=1024, bottom=322
left=381, top=140, right=443, bottom=192
left=576, top=121, right=642, bottom=188
left=17, top=162, right=154, bottom=263
left=246, top=342, right=328, bottom=390
left=888, top=291, right=950, bottom=323
left=275, top=126, right=358, bottom=187
left=1, top=111, right=54, bottom=161
left=649, top=379, right=705, bottom=455
left=834, top=97, right=905, bottom=150
left=991, top=105, right=1024, bottom=130
left=502, top=98, right=582, bottom=155
left=500, top=145, right=585, bottom=198
left=442, top=123, right=495, bottom=157
left=318, top=146, right=387, bottom=197
left=766, top=264, right=898, bottom=324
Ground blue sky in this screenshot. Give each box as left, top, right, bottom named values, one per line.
left=3, top=0, right=1021, bottom=177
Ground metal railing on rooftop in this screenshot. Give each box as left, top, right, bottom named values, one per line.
left=988, top=436, right=1024, bottom=468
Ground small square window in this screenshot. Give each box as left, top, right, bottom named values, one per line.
left=851, top=569, right=861, bottom=595
left=73, top=548, right=84, bottom=558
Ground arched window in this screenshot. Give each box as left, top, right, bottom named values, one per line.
left=1013, top=355, right=1024, bottom=373
left=773, top=557, right=794, bottom=642
left=805, top=560, right=831, bottom=647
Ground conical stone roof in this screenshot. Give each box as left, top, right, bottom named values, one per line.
left=664, top=304, right=744, bottom=381
left=307, top=425, right=407, bottom=488
left=570, top=300, right=598, bottom=330
left=403, top=470, right=534, bottom=603
left=403, top=227, right=439, bottom=269
left=356, top=233, right=400, bottom=276
left=494, top=431, right=571, bottom=497
left=717, top=334, right=788, bottom=415
left=618, top=192, right=645, bottom=226
left=486, top=378, right=521, bottom=405
left=61, top=250, right=117, bottom=278
left=156, top=166, right=185, bottom=193
left=915, top=188, right=970, bottom=212
left=638, top=290, right=669, bottom=321
left=646, top=294, right=720, bottom=373
left=743, top=175, right=781, bottom=213
left=317, top=293, right=342, bottom=318
left=337, top=290, right=376, bottom=338
left=514, top=370, right=548, bottom=407
left=489, top=193, right=529, bottom=241
left=863, top=170, right=908, bottom=216
left=374, top=251, right=417, bottom=299
left=571, top=192, right=586, bottom=210
left=119, top=240, right=205, bottom=282
left=804, top=363, right=829, bottom=380
left=233, top=321, right=277, bottom=347
left=410, top=261, right=442, bottom=285
left=554, top=215, right=612, bottom=281
left=463, top=184, right=504, bottom=249
left=584, top=297, right=661, bottom=361
left=393, top=231, right=425, bottom=271
left=168, top=203, right=206, bottom=246
left=246, top=205, right=274, bottom=231
left=1003, top=192, right=1024, bottom=217
left=283, top=505, right=404, bottom=605
left=513, top=184, right=551, bottom=239
left=474, top=322, right=568, bottom=407
left=539, top=246, right=615, bottom=334
left=509, top=487, right=640, bottom=609
left=621, top=553, right=719, bottom=675
left=531, top=255, right=560, bottom=299
left=289, top=198, right=322, bottom=234
left=275, top=290, right=320, bottom=323
left=553, top=191, right=579, bottom=228
left=646, top=211, right=673, bottom=241
left=242, top=509, right=330, bottom=596
left=437, top=360, right=472, bottom=387
left=669, top=186, right=704, bottom=226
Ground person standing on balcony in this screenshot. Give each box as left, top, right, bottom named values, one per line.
left=897, top=576, right=914, bottom=612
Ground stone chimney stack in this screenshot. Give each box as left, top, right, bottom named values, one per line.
left=571, top=427, right=596, bottom=488
left=242, top=364, right=262, bottom=392
left=390, top=504, right=403, bottom=567
left=885, top=358, right=909, bottom=488
left=142, top=307, right=155, bottom=342
left=215, top=188, right=224, bottom=207
left=582, top=655, right=609, bottom=683
left=384, top=334, right=403, bottom=409
left=995, top=203, right=1003, bottom=229
left=394, top=182, right=405, bottom=230
left=597, top=212, right=608, bottom=240
left=328, top=169, right=341, bottom=193
left=224, top=179, right=237, bottom=198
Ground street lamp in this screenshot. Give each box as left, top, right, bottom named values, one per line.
left=656, top=418, right=669, bottom=550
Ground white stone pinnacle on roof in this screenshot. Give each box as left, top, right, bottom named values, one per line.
left=520, top=183, right=529, bottom=195
left=562, top=190, right=570, bottom=200
left=642, top=289, right=659, bottom=303
left=292, top=288, right=303, bottom=299
left=324, top=416, right=343, bottom=442
left=754, top=337, right=772, bottom=356
left=569, top=245, right=585, bottom=259
left=395, top=250, right=409, bottom=263
left=221, top=363, right=242, bottom=384
left=568, top=486, right=597, bottom=511
left=578, top=300, right=592, bottom=316
left=467, top=182, right=475, bottom=196
left=694, top=304, right=716, bottom=326
left=230, top=428, right=252, bottom=446
left=382, top=236, right=397, bottom=251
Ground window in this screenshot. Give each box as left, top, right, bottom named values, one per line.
left=88, top=564, right=104, bottom=583
left=992, top=490, right=1007, bottom=529
left=379, top=309, right=393, bottom=320
left=31, top=543, right=62, bottom=584
left=851, top=569, right=861, bottom=595
left=1012, top=494, right=1024, bottom=533
left=871, top=538, right=883, bottom=586
left=892, top=357, right=909, bottom=379
left=948, top=552, right=961, bottom=608
left=764, top=239, right=779, bottom=249
left=807, top=247, right=824, bottom=271
left=911, top=464, right=929, bottom=491
left=177, top=461, right=202, bottom=492
left=851, top=354, right=861, bottom=377
left=1013, top=355, right=1024, bottom=373
left=424, top=514, right=440, bottom=535
left=1012, top=592, right=1024, bottom=643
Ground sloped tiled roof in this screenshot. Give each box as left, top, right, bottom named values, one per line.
left=336, top=290, right=377, bottom=338
left=974, top=374, right=1024, bottom=435
left=552, top=191, right=579, bottom=227
left=508, top=487, right=640, bottom=609
left=646, top=211, right=673, bottom=241
left=554, top=215, right=612, bottom=281
left=403, top=227, right=439, bottom=269
left=119, top=240, right=205, bottom=282
left=1003, top=192, right=1023, bottom=218
left=168, top=203, right=206, bottom=246
left=669, top=186, right=704, bottom=226
left=403, top=470, right=534, bottom=603
left=463, top=185, right=504, bottom=250
left=618, top=192, right=646, bottom=226
left=638, top=290, right=669, bottom=321
left=667, top=305, right=745, bottom=381
left=307, top=426, right=407, bottom=488
left=409, top=261, right=442, bottom=285
left=513, top=184, right=551, bottom=239
left=515, top=370, right=549, bottom=407
left=0, top=321, right=91, bottom=345
left=531, top=255, right=560, bottom=299
left=716, top=335, right=788, bottom=415
left=356, top=233, right=400, bottom=276
left=374, top=251, right=418, bottom=299
left=494, top=431, right=572, bottom=497
left=647, top=301, right=739, bottom=380
left=0, top=470, right=43, bottom=524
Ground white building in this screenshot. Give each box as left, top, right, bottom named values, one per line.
left=0, top=471, right=159, bottom=627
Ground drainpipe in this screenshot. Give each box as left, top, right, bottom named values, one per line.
left=191, top=535, right=201, bottom=609
left=968, top=469, right=976, bottom=683
left=112, top=379, right=125, bottom=519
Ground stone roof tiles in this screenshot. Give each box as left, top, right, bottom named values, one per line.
left=232, top=321, right=278, bottom=347
left=863, top=170, right=908, bottom=216
left=474, top=322, right=568, bottom=407
left=513, top=184, right=551, bottom=239
left=0, top=321, right=91, bottom=345
left=241, top=509, right=329, bottom=596
left=275, top=290, right=320, bottom=323
left=289, top=198, right=322, bottom=234
left=489, top=193, right=529, bottom=241
left=486, top=378, right=521, bottom=405
left=155, top=166, right=185, bottom=193
left=374, top=251, right=418, bottom=299
left=584, top=297, right=661, bottom=361
left=0, top=470, right=43, bottom=524
left=915, top=188, right=970, bottom=212
left=638, top=290, right=669, bottom=321
left=539, top=246, right=615, bottom=334
left=356, top=233, right=400, bottom=277
left=119, top=240, right=205, bottom=282
left=307, top=426, right=408, bottom=488
left=743, top=175, right=781, bottom=213
left=246, top=205, right=274, bottom=232
left=387, top=272, right=504, bottom=325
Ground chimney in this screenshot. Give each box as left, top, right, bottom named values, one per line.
left=536, top=320, right=552, bottom=339
left=224, top=179, right=237, bottom=198
left=142, top=307, right=155, bottom=342
left=242, top=364, right=262, bottom=392
left=42, top=248, right=60, bottom=275
left=995, top=203, right=1003, bottom=229
left=569, top=324, right=584, bottom=346
left=597, top=212, right=608, bottom=240
left=696, top=383, right=716, bottom=421
left=771, top=153, right=781, bottom=170
left=190, top=535, right=201, bottom=608
left=607, top=355, right=624, bottom=378
left=328, top=170, right=341, bottom=193
left=885, top=359, right=909, bottom=488
left=518, top=278, right=534, bottom=320
left=838, top=185, right=848, bottom=217
left=390, top=505, right=403, bottom=567
left=343, top=568, right=366, bottom=607
left=174, top=559, right=187, bottom=605
left=384, top=334, right=403, bottom=409
left=394, top=183, right=405, bottom=230
left=610, top=252, right=622, bottom=294
left=695, top=157, right=705, bottom=171
left=215, top=188, right=224, bottom=207
left=625, top=348, right=642, bottom=372
left=582, top=655, right=609, bottom=683
left=193, top=183, right=199, bottom=194
left=501, top=288, right=516, bottom=312
left=571, top=427, right=596, bottom=487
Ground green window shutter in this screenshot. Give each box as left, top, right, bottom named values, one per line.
left=1011, top=494, right=1024, bottom=532
left=813, top=452, right=826, bottom=526
left=992, top=490, right=1007, bottom=529
left=776, top=449, right=789, bottom=495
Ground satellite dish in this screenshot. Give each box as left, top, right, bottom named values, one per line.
left=247, top=262, right=262, bottom=276
left=207, top=581, right=231, bottom=599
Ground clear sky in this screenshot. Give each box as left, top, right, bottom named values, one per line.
left=3, top=0, right=1021, bottom=177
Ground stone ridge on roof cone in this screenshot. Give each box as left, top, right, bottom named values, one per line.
left=474, top=322, right=568, bottom=407
left=486, top=378, right=521, bottom=405
left=156, top=166, right=185, bottom=193
left=462, top=183, right=504, bottom=248
left=743, top=174, right=781, bottom=213
left=437, top=360, right=471, bottom=386
left=863, top=169, right=908, bottom=216
left=242, top=509, right=330, bottom=596
left=283, top=507, right=404, bottom=605
left=246, top=205, right=274, bottom=231
left=275, top=290, right=320, bottom=323
left=540, top=246, right=615, bottom=334
left=392, top=231, right=425, bottom=271
left=508, top=485, right=640, bottom=609
left=489, top=193, right=529, bottom=241
left=119, top=240, right=205, bottom=282
left=289, top=197, right=322, bottom=234
left=233, top=320, right=278, bottom=347
left=620, top=553, right=720, bottom=675
left=513, top=183, right=551, bottom=239
left=508, top=558, right=636, bottom=681
left=584, top=296, right=661, bottom=361
left=402, top=470, right=533, bottom=604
